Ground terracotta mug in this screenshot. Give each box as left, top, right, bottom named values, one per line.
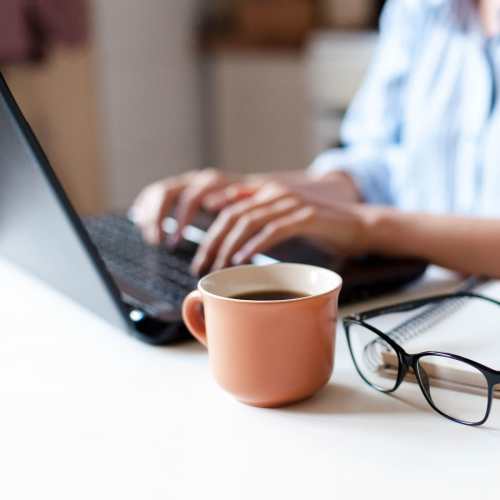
left=182, top=263, right=342, bottom=408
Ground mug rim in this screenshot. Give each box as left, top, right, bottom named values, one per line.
left=197, top=263, right=343, bottom=304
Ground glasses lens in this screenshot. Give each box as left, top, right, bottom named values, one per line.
left=416, top=355, right=490, bottom=424
left=347, top=323, right=400, bottom=391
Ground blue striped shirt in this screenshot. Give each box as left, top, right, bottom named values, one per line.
left=310, top=0, right=500, bottom=216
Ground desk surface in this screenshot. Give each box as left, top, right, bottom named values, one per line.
left=0, top=259, right=498, bottom=500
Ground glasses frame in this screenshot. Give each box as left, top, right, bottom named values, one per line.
left=343, top=292, right=500, bottom=426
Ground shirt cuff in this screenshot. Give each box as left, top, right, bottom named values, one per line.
left=309, top=148, right=394, bottom=205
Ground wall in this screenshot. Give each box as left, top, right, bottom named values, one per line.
left=3, top=46, right=105, bottom=215
left=93, top=0, right=204, bottom=211
left=213, top=52, right=311, bottom=174
left=307, top=32, right=377, bottom=152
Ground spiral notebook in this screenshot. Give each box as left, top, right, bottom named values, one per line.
left=378, top=279, right=500, bottom=398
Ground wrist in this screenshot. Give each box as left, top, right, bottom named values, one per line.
left=357, top=205, right=402, bottom=254
left=315, top=170, right=362, bottom=203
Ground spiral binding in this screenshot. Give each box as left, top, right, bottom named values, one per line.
left=386, top=297, right=468, bottom=345
left=386, top=276, right=486, bottom=345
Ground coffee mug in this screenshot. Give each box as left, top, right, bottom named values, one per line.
left=182, top=263, right=342, bottom=408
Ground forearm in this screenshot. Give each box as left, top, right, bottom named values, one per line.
left=365, top=208, right=500, bottom=277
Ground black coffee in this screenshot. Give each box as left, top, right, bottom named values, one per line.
left=231, top=290, right=307, bottom=301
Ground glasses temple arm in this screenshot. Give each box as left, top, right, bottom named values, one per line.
left=350, top=291, right=500, bottom=322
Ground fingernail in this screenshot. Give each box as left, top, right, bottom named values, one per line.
left=190, top=261, right=200, bottom=276
left=211, top=262, right=222, bottom=272
left=127, top=207, right=137, bottom=222
left=191, top=255, right=203, bottom=275
left=232, top=253, right=244, bottom=265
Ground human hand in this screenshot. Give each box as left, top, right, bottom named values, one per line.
left=129, top=168, right=256, bottom=246
left=191, top=182, right=371, bottom=276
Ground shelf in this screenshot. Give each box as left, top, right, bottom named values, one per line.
left=200, top=29, right=378, bottom=55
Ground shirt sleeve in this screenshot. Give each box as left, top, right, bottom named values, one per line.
left=309, top=0, right=424, bottom=205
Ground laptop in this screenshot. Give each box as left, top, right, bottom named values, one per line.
left=0, top=73, right=427, bottom=345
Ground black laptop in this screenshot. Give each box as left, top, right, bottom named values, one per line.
left=0, top=74, right=427, bottom=344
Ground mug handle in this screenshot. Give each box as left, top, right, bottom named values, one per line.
left=182, top=291, right=207, bottom=347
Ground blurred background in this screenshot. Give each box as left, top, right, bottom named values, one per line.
left=0, top=0, right=385, bottom=215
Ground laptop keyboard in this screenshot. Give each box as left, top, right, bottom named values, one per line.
left=83, top=214, right=198, bottom=308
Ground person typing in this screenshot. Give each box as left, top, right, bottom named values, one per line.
left=131, top=0, right=500, bottom=279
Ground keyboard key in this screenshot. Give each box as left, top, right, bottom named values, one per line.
left=83, top=214, right=197, bottom=308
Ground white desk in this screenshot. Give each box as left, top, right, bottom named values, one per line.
left=0, top=258, right=498, bottom=500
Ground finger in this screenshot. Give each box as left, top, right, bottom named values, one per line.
left=130, top=183, right=171, bottom=225
left=128, top=191, right=147, bottom=222
left=143, top=223, right=163, bottom=246
left=202, top=184, right=257, bottom=212
left=171, top=179, right=228, bottom=246
left=211, top=198, right=302, bottom=271
left=232, top=207, right=316, bottom=265
left=129, top=189, right=158, bottom=225
left=131, top=182, right=182, bottom=245
left=190, top=191, right=293, bottom=275
left=252, top=181, right=289, bottom=202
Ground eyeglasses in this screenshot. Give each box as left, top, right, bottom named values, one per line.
left=343, top=292, right=500, bottom=426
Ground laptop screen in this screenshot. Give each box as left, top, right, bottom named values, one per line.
left=0, top=74, right=129, bottom=332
